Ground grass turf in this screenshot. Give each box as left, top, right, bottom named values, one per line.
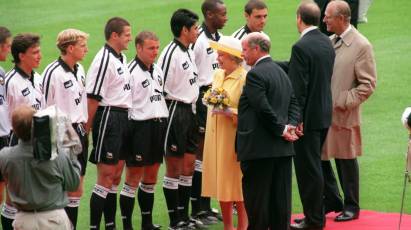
left=1, top=0, right=411, bottom=229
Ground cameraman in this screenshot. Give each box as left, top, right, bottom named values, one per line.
left=0, top=105, right=81, bottom=230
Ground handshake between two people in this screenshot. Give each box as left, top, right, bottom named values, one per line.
left=283, top=123, right=304, bottom=142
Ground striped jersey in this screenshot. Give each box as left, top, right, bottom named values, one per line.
left=157, top=39, right=199, bottom=104
left=128, top=57, right=168, bottom=120
left=42, top=57, right=88, bottom=123
left=191, top=23, right=221, bottom=87
left=0, top=66, right=11, bottom=136
left=86, top=44, right=132, bottom=108
left=5, top=66, right=44, bottom=118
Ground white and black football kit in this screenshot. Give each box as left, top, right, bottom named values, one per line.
left=191, top=23, right=221, bottom=136
left=5, top=66, right=44, bottom=145
left=157, top=39, right=199, bottom=157
left=86, top=44, right=132, bottom=164
left=123, top=57, right=168, bottom=167
left=42, top=57, right=89, bottom=175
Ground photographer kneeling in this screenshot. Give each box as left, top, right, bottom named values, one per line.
left=0, top=105, right=81, bottom=230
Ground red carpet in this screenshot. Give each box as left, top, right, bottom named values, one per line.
left=291, top=210, right=411, bottom=229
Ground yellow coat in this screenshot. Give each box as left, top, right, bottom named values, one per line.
left=201, top=66, right=246, bottom=202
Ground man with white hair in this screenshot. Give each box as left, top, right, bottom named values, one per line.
left=322, top=0, right=376, bottom=222
left=237, top=32, right=300, bottom=230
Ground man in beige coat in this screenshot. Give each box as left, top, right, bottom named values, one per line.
left=321, top=0, right=377, bottom=222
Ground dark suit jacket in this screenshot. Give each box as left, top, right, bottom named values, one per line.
left=277, top=29, right=335, bottom=131
left=236, top=57, right=300, bottom=161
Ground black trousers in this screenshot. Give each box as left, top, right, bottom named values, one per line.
left=293, top=129, right=328, bottom=226
left=241, top=156, right=292, bottom=230
left=322, top=159, right=360, bottom=213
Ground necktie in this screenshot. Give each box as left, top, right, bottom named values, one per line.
left=335, top=36, right=341, bottom=44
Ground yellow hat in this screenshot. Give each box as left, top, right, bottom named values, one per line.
left=209, top=36, right=242, bottom=59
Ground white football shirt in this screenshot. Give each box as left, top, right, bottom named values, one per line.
left=0, top=66, right=11, bottom=136
left=42, top=58, right=88, bottom=123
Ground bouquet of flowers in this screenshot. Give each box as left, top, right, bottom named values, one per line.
left=203, top=87, right=232, bottom=115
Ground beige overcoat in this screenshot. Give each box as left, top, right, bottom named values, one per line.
left=322, top=27, right=377, bottom=160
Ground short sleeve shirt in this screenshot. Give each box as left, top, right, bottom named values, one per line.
left=5, top=66, right=45, bottom=118
left=157, top=39, right=199, bottom=104
left=42, top=58, right=88, bottom=123
left=86, top=44, right=132, bottom=108
left=128, top=57, right=168, bottom=120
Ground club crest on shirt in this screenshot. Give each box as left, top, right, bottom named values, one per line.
left=142, top=79, right=150, bottom=88
left=171, top=144, right=178, bottom=152
left=0, top=76, right=4, bottom=85
left=182, top=61, right=189, bottom=70
left=117, top=67, right=124, bottom=75
left=21, top=87, right=30, bottom=97
left=106, top=152, right=113, bottom=159
left=157, top=75, right=162, bottom=86
left=64, top=80, right=73, bottom=89
left=206, top=47, right=213, bottom=55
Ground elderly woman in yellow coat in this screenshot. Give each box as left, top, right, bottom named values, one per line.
left=201, top=36, right=248, bottom=230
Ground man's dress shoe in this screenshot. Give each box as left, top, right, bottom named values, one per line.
left=334, top=210, right=359, bottom=222
left=290, top=220, right=323, bottom=230
left=293, top=206, right=343, bottom=224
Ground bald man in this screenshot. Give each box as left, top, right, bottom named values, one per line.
left=322, top=0, right=376, bottom=222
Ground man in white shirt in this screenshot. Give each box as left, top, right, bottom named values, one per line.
left=157, top=8, right=200, bottom=230
left=190, top=0, right=227, bottom=224
left=3, top=32, right=44, bottom=230
left=86, top=17, right=132, bottom=230
left=119, top=31, right=167, bottom=230
left=41, top=28, right=89, bottom=230
left=0, top=26, right=11, bottom=230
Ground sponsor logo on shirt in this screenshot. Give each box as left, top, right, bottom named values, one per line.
left=212, top=63, right=219, bottom=70
left=106, top=152, right=114, bottom=159
left=150, top=94, right=162, bottom=103
left=64, top=80, right=73, bottom=89
left=135, top=155, right=142, bottom=162
left=22, top=87, right=30, bottom=97
left=123, top=83, right=131, bottom=91
left=171, top=144, right=178, bottom=152
left=189, top=72, right=198, bottom=85
left=32, top=98, right=41, bottom=110
left=182, top=61, right=189, bottom=70
left=75, top=92, right=82, bottom=106
left=206, top=47, right=213, bottom=55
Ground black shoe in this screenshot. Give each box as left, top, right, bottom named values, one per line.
left=334, top=210, right=359, bottom=222
left=325, top=206, right=343, bottom=215
left=142, top=224, right=162, bottom=230
left=290, top=220, right=324, bottom=230
left=293, top=217, right=305, bottom=224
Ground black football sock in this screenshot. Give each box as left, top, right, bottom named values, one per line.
left=138, top=183, right=155, bottom=228
left=178, top=175, right=193, bottom=221
left=163, top=176, right=180, bottom=226
left=104, top=185, right=118, bottom=230
left=190, top=161, right=202, bottom=216
left=65, top=197, right=80, bottom=229
left=90, top=184, right=109, bottom=229
left=119, top=183, right=137, bottom=230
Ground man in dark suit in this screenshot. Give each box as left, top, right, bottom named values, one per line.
left=277, top=2, right=336, bottom=230
left=237, top=32, right=300, bottom=230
